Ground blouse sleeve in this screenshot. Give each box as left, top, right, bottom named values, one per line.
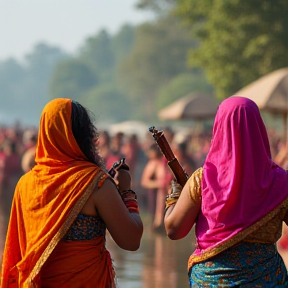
left=189, top=167, right=203, bottom=203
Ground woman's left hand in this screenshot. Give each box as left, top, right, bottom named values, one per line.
left=115, top=169, right=131, bottom=192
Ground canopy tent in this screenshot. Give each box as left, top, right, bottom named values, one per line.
left=235, top=67, right=288, bottom=141
left=158, top=93, right=218, bottom=121
left=109, top=121, right=148, bottom=140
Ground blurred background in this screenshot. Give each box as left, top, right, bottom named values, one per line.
left=0, top=0, right=288, bottom=287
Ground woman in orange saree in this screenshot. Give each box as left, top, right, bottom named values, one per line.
left=1, top=98, right=143, bottom=288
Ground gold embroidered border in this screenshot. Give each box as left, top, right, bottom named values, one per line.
left=25, top=170, right=107, bottom=287
left=188, top=197, right=288, bottom=271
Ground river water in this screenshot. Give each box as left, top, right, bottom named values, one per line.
left=107, top=214, right=288, bottom=288
left=106, top=214, right=197, bottom=288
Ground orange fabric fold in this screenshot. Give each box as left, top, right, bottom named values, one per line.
left=40, top=237, right=115, bottom=288
left=0, top=99, right=112, bottom=287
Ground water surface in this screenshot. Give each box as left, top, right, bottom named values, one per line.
left=107, top=216, right=196, bottom=288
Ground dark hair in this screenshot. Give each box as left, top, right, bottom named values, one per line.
left=71, top=100, right=103, bottom=167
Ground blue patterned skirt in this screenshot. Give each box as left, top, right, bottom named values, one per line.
left=189, top=242, right=288, bottom=287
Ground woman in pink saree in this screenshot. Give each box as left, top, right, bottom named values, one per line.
left=164, top=96, right=288, bottom=287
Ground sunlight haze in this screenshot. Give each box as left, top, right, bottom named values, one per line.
left=0, top=0, right=152, bottom=60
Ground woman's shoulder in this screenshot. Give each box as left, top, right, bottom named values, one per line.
left=189, top=167, right=204, bottom=184
left=188, top=167, right=204, bottom=203
left=93, top=167, right=113, bottom=189
left=193, top=167, right=204, bottom=176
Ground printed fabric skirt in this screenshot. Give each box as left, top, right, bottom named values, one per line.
left=189, top=242, right=288, bottom=287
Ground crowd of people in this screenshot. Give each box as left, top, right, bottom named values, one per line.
left=0, top=98, right=287, bottom=286
left=0, top=120, right=211, bottom=265
left=0, top=116, right=287, bottom=239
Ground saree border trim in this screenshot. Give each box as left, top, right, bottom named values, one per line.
left=25, top=170, right=107, bottom=287
left=188, top=197, right=288, bottom=271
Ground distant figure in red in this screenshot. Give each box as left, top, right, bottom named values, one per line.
left=110, top=132, right=124, bottom=164
left=97, top=130, right=119, bottom=170
left=0, top=139, right=22, bottom=263
left=141, top=144, right=172, bottom=231
left=21, top=130, right=37, bottom=173
left=121, top=134, right=140, bottom=179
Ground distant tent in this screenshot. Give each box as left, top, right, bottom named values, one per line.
left=109, top=121, right=148, bottom=139
left=235, top=67, right=288, bottom=141
left=158, top=93, right=218, bottom=120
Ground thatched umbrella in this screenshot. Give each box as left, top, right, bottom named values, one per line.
left=235, top=67, right=288, bottom=141
left=158, top=93, right=218, bottom=121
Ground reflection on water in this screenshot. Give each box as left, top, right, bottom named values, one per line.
left=107, top=215, right=196, bottom=288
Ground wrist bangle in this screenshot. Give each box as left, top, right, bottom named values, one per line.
left=123, top=198, right=138, bottom=203
left=120, top=189, right=137, bottom=199
left=123, top=198, right=139, bottom=213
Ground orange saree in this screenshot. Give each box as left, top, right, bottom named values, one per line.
left=40, top=237, right=114, bottom=288
left=0, top=99, right=115, bottom=288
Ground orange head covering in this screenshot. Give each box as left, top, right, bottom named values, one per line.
left=1, top=99, right=109, bottom=287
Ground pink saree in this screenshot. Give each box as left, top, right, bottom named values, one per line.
left=189, top=96, right=288, bottom=269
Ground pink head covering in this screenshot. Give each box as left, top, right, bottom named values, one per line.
left=195, top=96, right=288, bottom=251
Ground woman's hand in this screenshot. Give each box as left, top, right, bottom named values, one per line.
left=93, top=178, right=143, bottom=251
left=164, top=178, right=201, bottom=240
left=115, top=169, right=131, bottom=192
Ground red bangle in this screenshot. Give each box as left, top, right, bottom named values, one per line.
left=124, top=199, right=139, bottom=213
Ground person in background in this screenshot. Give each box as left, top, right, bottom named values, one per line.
left=274, top=143, right=288, bottom=170
left=141, top=143, right=169, bottom=232
left=171, top=140, right=196, bottom=177
left=97, top=130, right=119, bottom=170
left=0, top=139, right=22, bottom=269
left=1, top=98, right=143, bottom=288
left=121, top=134, right=140, bottom=179
left=110, top=132, right=124, bottom=161
left=164, top=96, right=288, bottom=287
left=21, top=130, right=37, bottom=173
left=0, top=139, right=22, bottom=224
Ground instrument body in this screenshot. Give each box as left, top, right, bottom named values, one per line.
left=149, top=126, right=188, bottom=187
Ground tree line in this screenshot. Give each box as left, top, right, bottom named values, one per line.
left=1, top=0, right=287, bottom=125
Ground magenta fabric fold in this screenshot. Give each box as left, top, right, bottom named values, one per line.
left=194, top=96, right=288, bottom=253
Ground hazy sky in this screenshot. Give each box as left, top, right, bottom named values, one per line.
left=0, top=0, right=153, bottom=61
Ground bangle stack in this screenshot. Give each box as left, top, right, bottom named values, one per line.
left=165, top=181, right=182, bottom=210
left=120, top=189, right=137, bottom=200
left=120, top=189, right=139, bottom=213
left=165, top=193, right=180, bottom=209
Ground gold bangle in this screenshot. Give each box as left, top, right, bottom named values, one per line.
left=165, top=197, right=178, bottom=209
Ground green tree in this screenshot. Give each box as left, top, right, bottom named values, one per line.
left=25, top=43, right=67, bottom=81
left=119, top=15, right=197, bottom=121
left=0, top=43, right=67, bottom=124
left=136, top=0, right=175, bottom=13
left=174, top=0, right=288, bottom=98
left=0, top=59, right=25, bottom=113
left=24, top=42, right=68, bottom=107
left=112, top=24, right=135, bottom=66
left=49, top=59, right=96, bottom=100
left=79, top=30, right=115, bottom=83
left=79, top=84, right=132, bottom=123
left=156, top=72, right=213, bottom=109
